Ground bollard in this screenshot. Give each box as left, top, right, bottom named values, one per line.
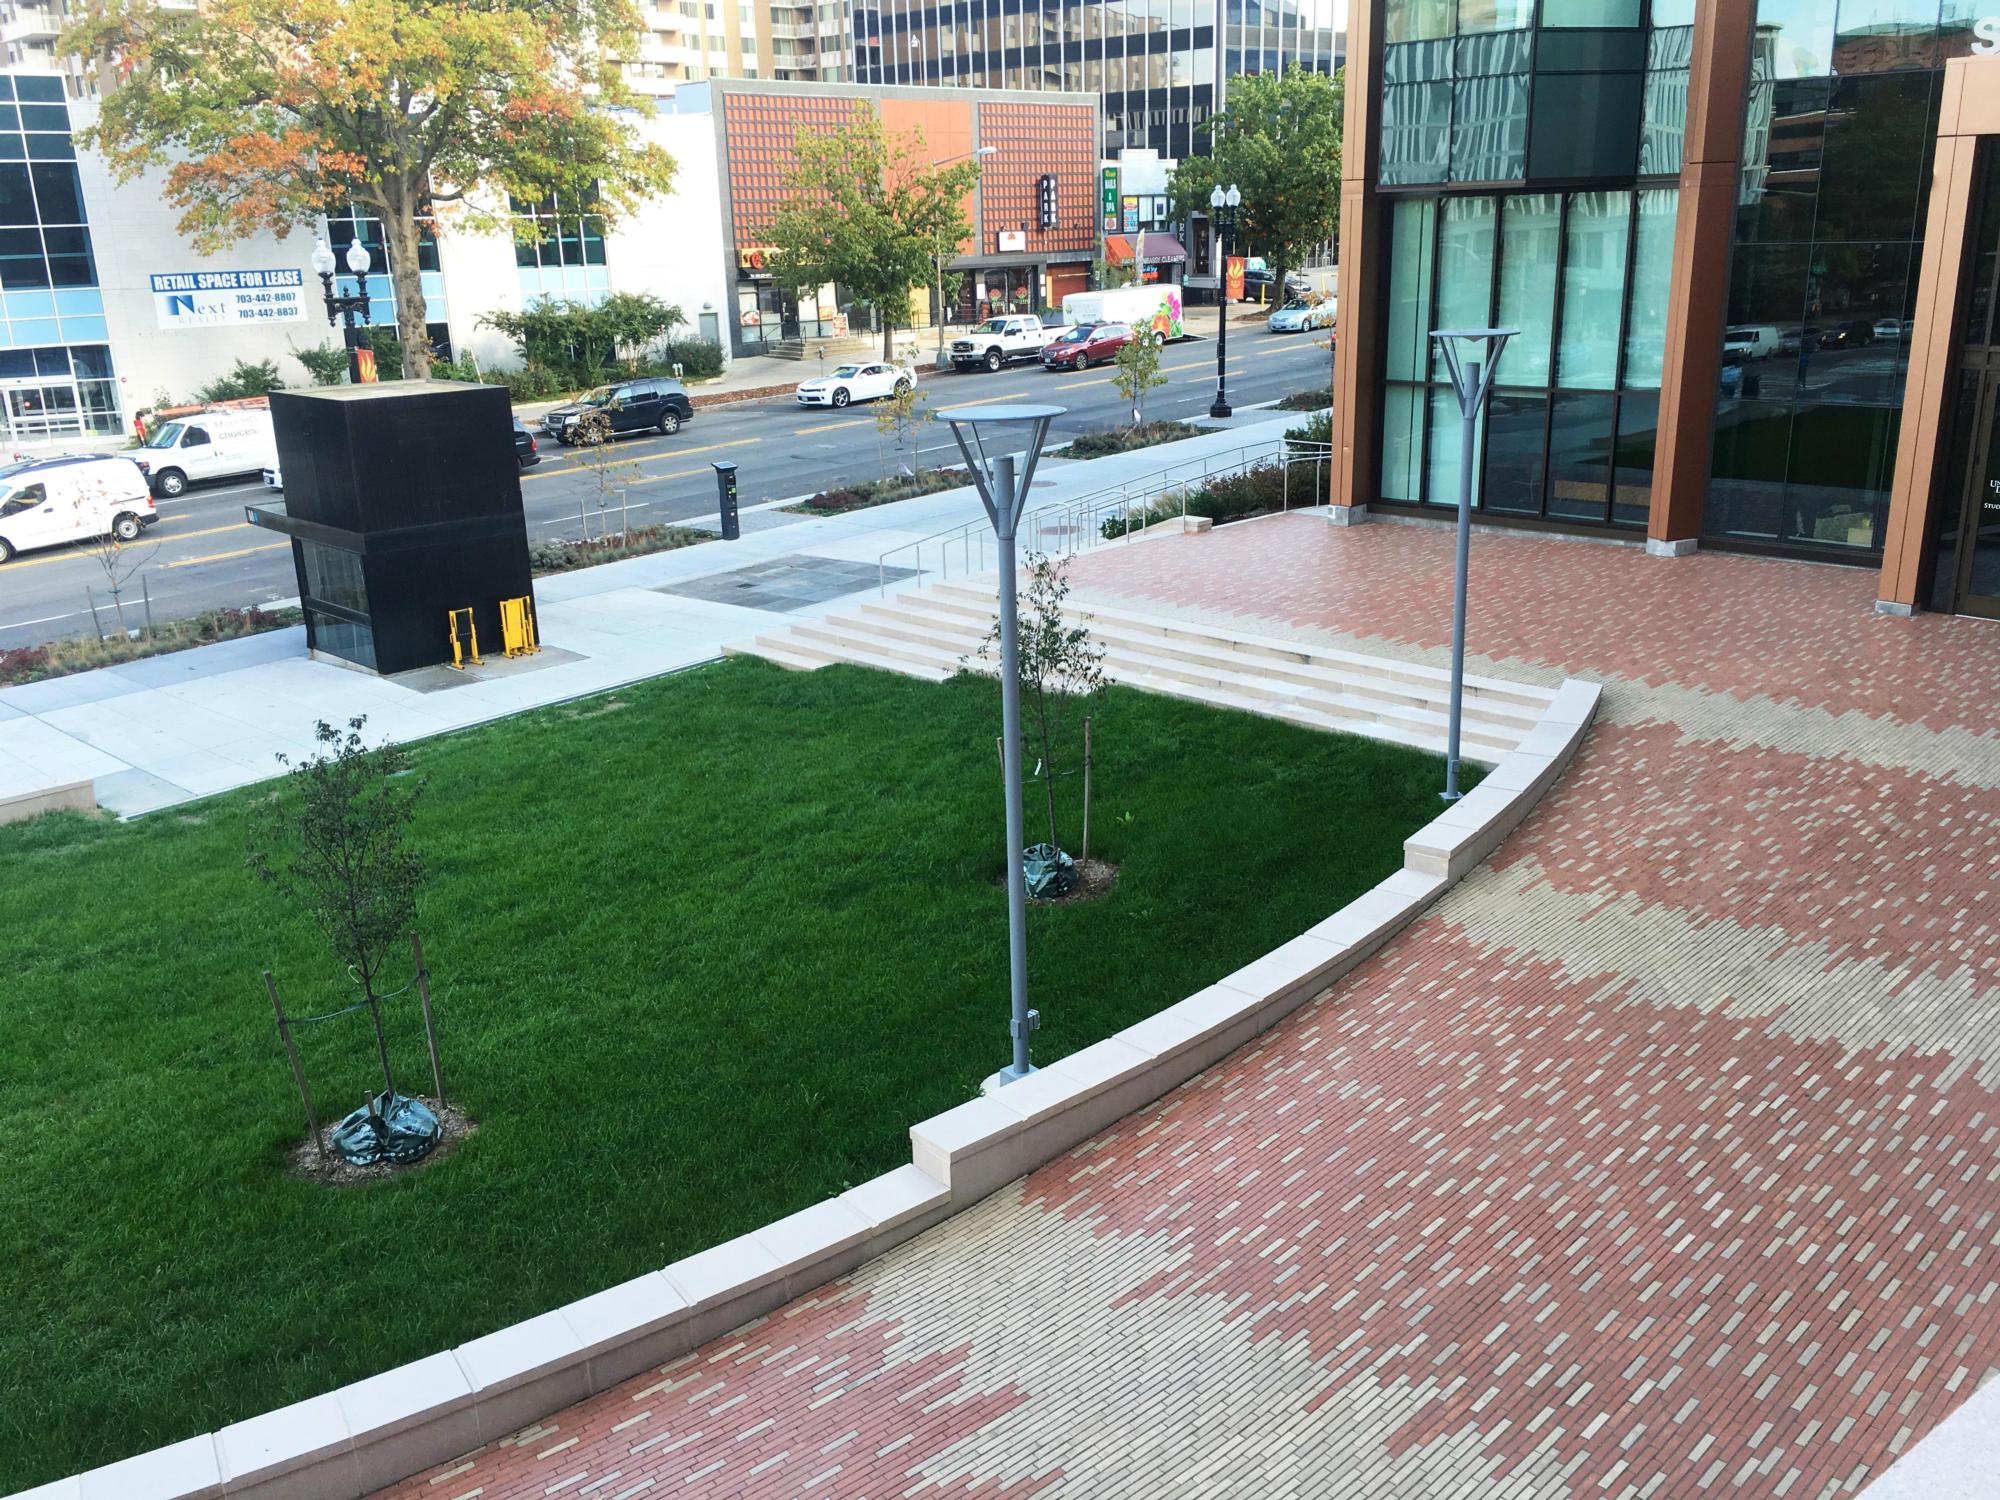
left=713, top=459, right=740, bottom=540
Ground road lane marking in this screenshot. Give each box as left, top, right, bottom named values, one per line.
left=521, top=435, right=759, bottom=481
left=794, top=417, right=870, bottom=433
left=160, top=542, right=288, bottom=569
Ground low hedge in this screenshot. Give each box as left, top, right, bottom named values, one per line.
left=1277, top=388, right=1332, bottom=412
left=0, top=606, right=302, bottom=688
left=1053, top=421, right=1203, bottom=460
left=791, top=467, right=968, bottom=515
left=528, top=524, right=709, bottom=574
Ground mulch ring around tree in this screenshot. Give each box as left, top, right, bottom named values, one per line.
left=285, top=1097, right=478, bottom=1187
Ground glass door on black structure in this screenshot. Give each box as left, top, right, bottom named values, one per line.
left=1929, top=357, right=2000, bottom=620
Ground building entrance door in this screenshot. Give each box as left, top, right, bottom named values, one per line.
left=0, top=380, right=83, bottom=449
left=1933, top=359, right=2000, bottom=619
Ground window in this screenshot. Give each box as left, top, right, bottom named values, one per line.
left=1556, top=190, right=1631, bottom=390
left=1495, top=191, right=1560, bottom=387
left=181, top=426, right=210, bottom=448
left=1622, top=188, right=1677, bottom=389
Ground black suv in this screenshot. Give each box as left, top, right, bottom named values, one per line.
left=542, top=377, right=694, bottom=445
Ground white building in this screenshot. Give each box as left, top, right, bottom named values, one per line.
left=0, top=79, right=732, bottom=449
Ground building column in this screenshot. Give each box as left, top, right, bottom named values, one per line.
left=1878, top=57, right=2000, bottom=614
left=1329, top=0, right=1382, bottom=524
left=1645, top=0, right=1755, bottom=557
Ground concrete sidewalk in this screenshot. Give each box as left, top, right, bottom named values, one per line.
left=0, top=417, right=1300, bottom=819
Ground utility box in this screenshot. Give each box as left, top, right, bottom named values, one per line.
left=714, top=459, right=740, bottom=540
left=247, top=381, right=535, bottom=675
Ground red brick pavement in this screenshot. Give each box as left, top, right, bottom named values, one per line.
left=375, top=517, right=2000, bottom=1499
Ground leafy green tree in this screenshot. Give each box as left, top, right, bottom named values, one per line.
left=1111, top=331, right=1167, bottom=427
left=197, top=358, right=284, bottom=403
left=249, top=717, right=427, bottom=1102
left=1168, top=66, right=1344, bottom=300
left=1092, top=255, right=1140, bottom=290
left=66, top=0, right=676, bottom=381
left=765, top=105, right=982, bottom=360
left=481, top=292, right=685, bottom=383
left=290, top=343, right=350, bottom=387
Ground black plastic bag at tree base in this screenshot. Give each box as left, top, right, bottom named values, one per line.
left=330, top=1090, right=442, bottom=1166
left=1024, top=843, right=1077, bottom=899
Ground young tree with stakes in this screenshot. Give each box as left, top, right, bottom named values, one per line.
left=567, top=408, right=647, bottom=542
left=65, top=0, right=677, bottom=381
left=249, top=718, right=427, bottom=1103
left=76, top=491, right=158, bottom=640
left=978, top=553, right=1106, bottom=856
left=1111, top=331, right=1167, bottom=428
left=764, top=106, right=982, bottom=361
left=872, top=378, right=932, bottom=479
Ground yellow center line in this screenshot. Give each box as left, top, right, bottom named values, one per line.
left=522, top=435, right=759, bottom=482
left=794, top=417, right=871, bottom=434
left=159, top=542, right=289, bottom=570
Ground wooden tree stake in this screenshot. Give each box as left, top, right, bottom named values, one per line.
left=1082, top=715, right=1094, bottom=864
left=265, top=970, right=323, bottom=1158
left=412, top=931, right=444, bottom=1106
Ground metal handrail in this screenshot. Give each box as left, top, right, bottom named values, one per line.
left=877, top=438, right=1294, bottom=594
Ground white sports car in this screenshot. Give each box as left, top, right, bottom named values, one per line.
left=794, top=362, right=917, bottom=408
left=1267, top=299, right=1337, bottom=333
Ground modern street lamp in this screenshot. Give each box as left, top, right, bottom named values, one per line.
left=1428, top=326, right=1516, bottom=802
left=931, top=145, right=998, bottom=369
left=941, top=401, right=1065, bottom=1089
left=310, top=236, right=376, bottom=384
left=1208, top=183, right=1241, bottom=419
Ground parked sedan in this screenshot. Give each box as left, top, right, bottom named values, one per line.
left=542, top=376, right=694, bottom=444
left=794, top=362, right=916, bottom=408
left=1267, top=298, right=1336, bottom=333
left=1040, top=322, right=1133, bottom=370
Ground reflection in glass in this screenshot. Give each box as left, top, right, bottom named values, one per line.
left=1453, top=73, right=1530, bottom=181
left=1965, top=146, right=2000, bottom=347
left=1834, top=0, right=1940, bottom=72
left=1385, top=0, right=1455, bottom=42
left=1623, top=188, right=1678, bottom=389
left=1382, top=383, right=1426, bottom=502
left=1926, top=370, right=1981, bottom=609
left=1556, top=190, right=1632, bottom=390
left=1528, top=72, right=1642, bottom=179
left=1641, top=65, right=1690, bottom=176
left=1386, top=198, right=1438, bottom=381
left=1612, top=392, right=1659, bottom=526
left=1545, top=392, right=1615, bottom=523
left=1705, top=402, right=1794, bottom=539
left=1495, top=192, right=1560, bottom=387
left=1432, top=197, right=1497, bottom=384
left=1540, top=0, right=1640, bottom=24
left=1800, top=242, right=1912, bottom=406
left=1459, top=0, right=1533, bottom=29
left=1381, top=81, right=1452, bottom=184
left=1428, top=385, right=1489, bottom=511
left=1787, top=404, right=1898, bottom=546
left=1753, top=0, right=1839, bottom=79
left=1483, top=392, right=1548, bottom=515
left=1815, top=71, right=1933, bottom=243
left=1737, top=78, right=1829, bottom=242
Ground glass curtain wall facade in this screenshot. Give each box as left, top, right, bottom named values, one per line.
left=1704, top=2, right=1992, bottom=559
left=851, top=0, right=1340, bottom=157
left=510, top=192, right=613, bottom=308
left=0, top=75, right=118, bottom=443
left=1376, top=1, right=1691, bottom=533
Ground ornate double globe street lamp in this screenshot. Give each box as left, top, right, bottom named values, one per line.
left=1209, top=182, right=1242, bottom=419
left=310, top=236, right=376, bottom=383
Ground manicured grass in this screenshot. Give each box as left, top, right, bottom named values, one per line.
left=0, top=658, right=1463, bottom=1488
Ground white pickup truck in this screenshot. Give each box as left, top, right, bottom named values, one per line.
left=949, top=313, right=1072, bottom=373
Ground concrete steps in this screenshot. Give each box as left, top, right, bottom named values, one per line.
left=727, top=578, right=1557, bottom=764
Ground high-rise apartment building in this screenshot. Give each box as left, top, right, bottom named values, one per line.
left=623, top=0, right=854, bottom=93
left=851, top=0, right=1345, bottom=159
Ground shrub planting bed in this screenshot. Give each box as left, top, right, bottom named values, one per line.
left=1052, top=421, right=1204, bottom=460
left=0, top=606, right=303, bottom=688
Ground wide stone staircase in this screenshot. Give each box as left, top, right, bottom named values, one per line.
left=724, top=578, right=1556, bottom=763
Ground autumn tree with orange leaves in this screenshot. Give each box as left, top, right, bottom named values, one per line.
left=64, top=0, right=676, bottom=380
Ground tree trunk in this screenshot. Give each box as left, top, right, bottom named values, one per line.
left=377, top=185, right=433, bottom=381
left=1036, top=693, right=1059, bottom=848
left=1274, top=257, right=1290, bottom=308
left=365, top=985, right=396, bottom=1100
left=882, top=318, right=895, bottom=361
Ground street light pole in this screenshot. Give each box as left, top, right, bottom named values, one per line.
left=1209, top=183, right=1240, bottom=420
left=1429, top=326, right=1517, bottom=802
left=930, top=145, right=997, bottom=370
left=311, top=235, right=375, bottom=383
left=940, top=402, right=1065, bottom=1089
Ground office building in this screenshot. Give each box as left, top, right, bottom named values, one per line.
left=1329, top=0, right=2000, bottom=620
left=851, top=0, right=1344, bottom=159
left=623, top=0, right=854, bottom=91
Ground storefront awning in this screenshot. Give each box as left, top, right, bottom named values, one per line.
left=1105, top=234, right=1136, bottom=264
left=1141, top=232, right=1189, bottom=263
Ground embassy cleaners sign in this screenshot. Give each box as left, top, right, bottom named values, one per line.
left=150, top=269, right=307, bottom=330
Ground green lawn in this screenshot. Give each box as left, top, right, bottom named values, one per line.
left=0, top=658, right=1462, bottom=1488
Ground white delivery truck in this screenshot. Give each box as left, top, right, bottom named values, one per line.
left=134, top=407, right=279, bottom=497
left=0, top=455, right=158, bottom=563
left=1060, top=285, right=1186, bottom=344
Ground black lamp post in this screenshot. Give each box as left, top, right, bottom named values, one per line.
left=1209, top=182, right=1241, bottom=420
left=311, top=236, right=375, bottom=383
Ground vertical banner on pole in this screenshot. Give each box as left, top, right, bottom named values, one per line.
left=354, top=346, right=379, bottom=383
left=1224, top=256, right=1247, bottom=301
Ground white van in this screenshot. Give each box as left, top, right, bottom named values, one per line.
left=0, top=455, right=157, bottom=563
left=135, top=408, right=278, bottom=497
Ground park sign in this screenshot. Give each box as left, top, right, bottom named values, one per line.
left=151, top=269, right=308, bottom=330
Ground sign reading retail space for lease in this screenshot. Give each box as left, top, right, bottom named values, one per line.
left=150, top=269, right=307, bottom=330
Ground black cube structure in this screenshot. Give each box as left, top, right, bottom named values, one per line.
left=248, top=382, right=534, bottom=675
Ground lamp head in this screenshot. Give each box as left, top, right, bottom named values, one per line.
left=1224, top=184, right=1241, bottom=209
left=1209, top=184, right=1225, bottom=209
left=939, top=403, right=1066, bottom=536
left=1428, top=327, right=1519, bottom=414
left=309, top=239, right=335, bottom=278
left=344, top=239, right=372, bottom=276
left=975, top=145, right=997, bottom=156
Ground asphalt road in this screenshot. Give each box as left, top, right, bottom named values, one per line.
left=0, top=325, right=1333, bottom=651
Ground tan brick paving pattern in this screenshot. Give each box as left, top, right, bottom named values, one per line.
left=375, top=518, right=2000, bottom=1499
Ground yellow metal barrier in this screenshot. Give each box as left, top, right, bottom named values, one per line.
left=500, top=595, right=540, bottom=658
left=447, top=607, right=481, bottom=669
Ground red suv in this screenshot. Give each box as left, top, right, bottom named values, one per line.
left=1040, top=322, right=1133, bottom=371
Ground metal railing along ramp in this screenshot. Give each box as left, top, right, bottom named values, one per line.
left=724, top=578, right=1555, bottom=765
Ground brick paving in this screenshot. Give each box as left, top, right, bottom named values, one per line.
left=375, top=517, right=2000, bottom=1499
